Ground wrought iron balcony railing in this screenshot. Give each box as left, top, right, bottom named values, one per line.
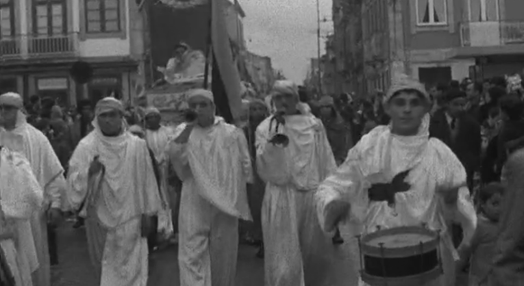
left=0, top=32, right=79, bottom=60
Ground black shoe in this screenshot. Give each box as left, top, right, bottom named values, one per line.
left=332, top=228, right=344, bottom=245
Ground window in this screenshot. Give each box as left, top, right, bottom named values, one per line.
left=417, top=0, right=447, bottom=25
left=469, top=0, right=498, bottom=22
left=85, top=0, right=121, bottom=33
left=0, top=0, right=14, bottom=39
left=33, top=0, right=66, bottom=35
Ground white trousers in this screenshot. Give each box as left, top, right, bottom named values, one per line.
left=178, top=180, right=239, bottom=286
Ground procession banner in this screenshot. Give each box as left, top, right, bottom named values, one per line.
left=145, top=80, right=205, bottom=125
left=148, top=0, right=243, bottom=123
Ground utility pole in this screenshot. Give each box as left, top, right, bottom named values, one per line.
left=316, top=0, right=322, bottom=96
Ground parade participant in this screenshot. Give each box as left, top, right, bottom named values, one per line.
left=315, top=75, right=477, bottom=286
left=0, top=92, right=65, bottom=286
left=157, top=42, right=207, bottom=85
left=255, top=80, right=356, bottom=286
left=66, top=97, right=162, bottom=285
left=317, top=95, right=353, bottom=165
left=144, top=107, right=175, bottom=241
left=243, top=98, right=269, bottom=257
left=0, top=146, right=44, bottom=286
left=168, top=88, right=253, bottom=286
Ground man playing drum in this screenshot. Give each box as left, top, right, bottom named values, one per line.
left=315, top=75, right=477, bottom=286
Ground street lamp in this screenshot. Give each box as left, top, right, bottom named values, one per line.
left=316, top=0, right=322, bottom=96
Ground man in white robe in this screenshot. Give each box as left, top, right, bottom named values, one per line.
left=66, top=97, right=162, bottom=286
left=255, top=80, right=357, bottom=286
left=144, top=107, right=175, bottom=241
left=315, top=75, right=477, bottom=286
left=0, top=146, right=44, bottom=286
left=168, top=89, right=253, bottom=286
left=0, top=92, right=65, bottom=286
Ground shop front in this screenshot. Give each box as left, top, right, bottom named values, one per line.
left=88, top=75, right=122, bottom=106
left=36, top=77, right=70, bottom=106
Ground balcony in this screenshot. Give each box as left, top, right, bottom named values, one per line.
left=460, top=21, right=524, bottom=47
left=0, top=33, right=79, bottom=61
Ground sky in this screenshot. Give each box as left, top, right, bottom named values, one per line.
left=239, top=0, right=333, bottom=83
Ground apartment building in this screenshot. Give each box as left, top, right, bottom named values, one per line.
left=333, top=0, right=524, bottom=94
left=0, top=0, right=145, bottom=106
left=332, top=0, right=366, bottom=95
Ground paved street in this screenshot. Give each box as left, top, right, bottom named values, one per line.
left=51, top=221, right=264, bottom=286
left=51, top=221, right=467, bottom=286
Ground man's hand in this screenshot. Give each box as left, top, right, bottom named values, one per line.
left=174, top=124, right=195, bottom=144
left=325, top=200, right=350, bottom=232
left=88, top=156, right=104, bottom=177
left=273, top=111, right=286, bottom=126
left=47, top=208, right=62, bottom=227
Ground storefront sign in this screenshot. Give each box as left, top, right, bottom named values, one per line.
left=37, top=78, right=68, bottom=90
left=91, top=77, right=119, bottom=86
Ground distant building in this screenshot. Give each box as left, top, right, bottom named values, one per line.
left=332, top=0, right=524, bottom=95
left=0, top=0, right=146, bottom=106
left=242, top=51, right=274, bottom=95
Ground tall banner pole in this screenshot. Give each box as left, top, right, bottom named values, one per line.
left=203, top=0, right=212, bottom=89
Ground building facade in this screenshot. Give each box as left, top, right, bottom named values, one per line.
left=333, top=0, right=524, bottom=94
left=0, top=0, right=146, bottom=106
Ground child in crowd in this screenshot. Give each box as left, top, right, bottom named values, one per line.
left=457, top=182, right=504, bottom=285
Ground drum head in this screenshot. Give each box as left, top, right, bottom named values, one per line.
left=361, top=226, right=439, bottom=258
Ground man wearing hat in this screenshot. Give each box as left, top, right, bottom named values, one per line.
left=168, top=88, right=253, bottom=286
left=157, top=42, right=207, bottom=85
left=255, top=80, right=355, bottom=286
left=429, top=89, right=482, bottom=191
left=143, top=107, right=176, bottom=244
left=316, top=75, right=477, bottom=286
left=0, top=92, right=65, bottom=286
left=66, top=97, right=162, bottom=285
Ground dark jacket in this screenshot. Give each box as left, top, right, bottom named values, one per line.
left=496, top=119, right=524, bottom=171
left=429, top=110, right=482, bottom=182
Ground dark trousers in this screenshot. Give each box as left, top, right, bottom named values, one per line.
left=47, top=224, right=58, bottom=265
left=147, top=216, right=159, bottom=251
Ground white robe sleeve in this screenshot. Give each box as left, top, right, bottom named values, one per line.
left=167, top=124, right=192, bottom=181
left=235, top=128, right=254, bottom=184
left=66, top=141, right=92, bottom=211
left=46, top=175, right=67, bottom=210
left=317, top=120, right=337, bottom=179
left=138, top=140, right=163, bottom=215
left=255, top=121, right=290, bottom=185
left=315, top=144, right=368, bottom=234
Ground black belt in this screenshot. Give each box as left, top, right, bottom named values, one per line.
left=368, top=169, right=412, bottom=205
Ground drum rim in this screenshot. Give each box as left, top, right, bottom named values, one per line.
left=361, top=226, right=439, bottom=258
left=360, top=266, right=442, bottom=286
